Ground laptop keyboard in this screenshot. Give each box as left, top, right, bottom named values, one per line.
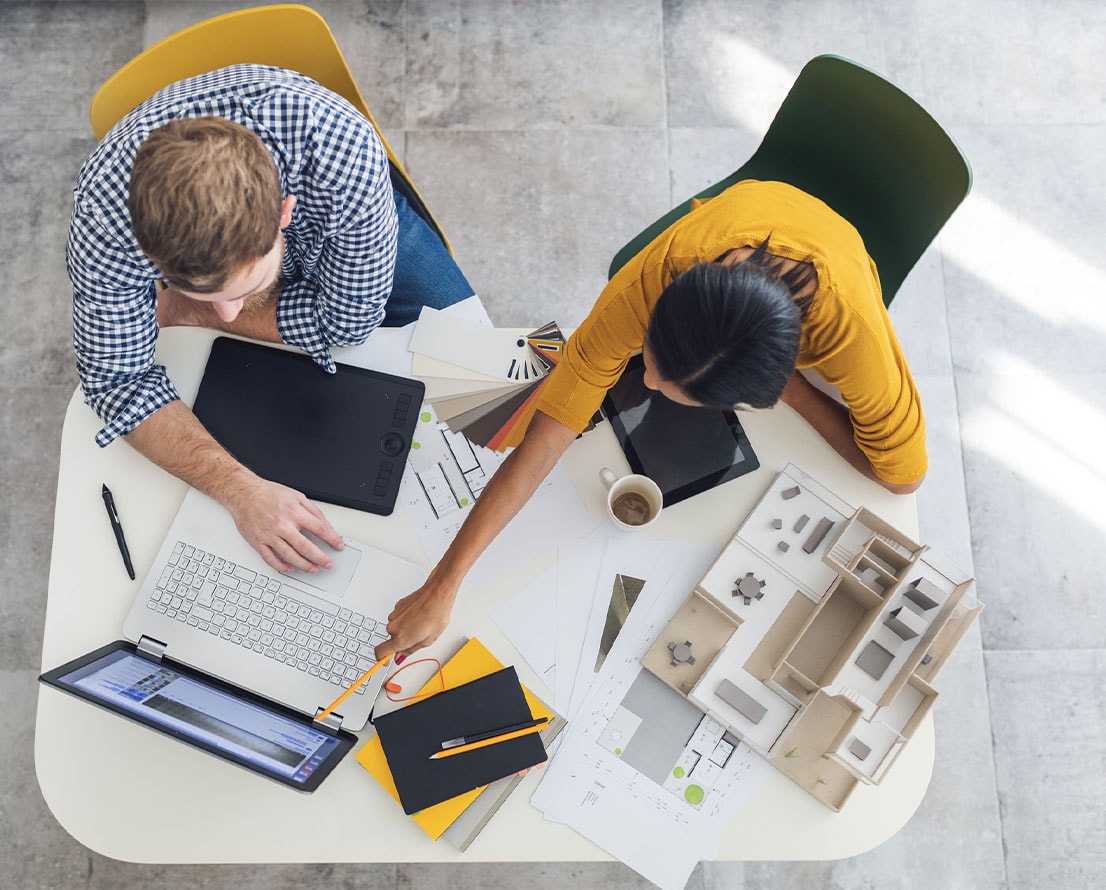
left=144, top=541, right=389, bottom=692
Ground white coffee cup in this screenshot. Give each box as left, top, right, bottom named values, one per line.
left=599, top=468, right=663, bottom=531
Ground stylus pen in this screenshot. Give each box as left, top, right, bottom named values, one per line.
left=430, top=717, right=549, bottom=760
left=315, top=655, right=391, bottom=724
left=101, top=484, right=135, bottom=581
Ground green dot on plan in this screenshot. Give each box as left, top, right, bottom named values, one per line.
left=673, top=766, right=685, bottom=779
left=684, top=785, right=705, bottom=805
left=420, top=411, right=432, bottom=422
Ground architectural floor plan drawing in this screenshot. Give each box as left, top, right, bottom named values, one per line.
left=644, top=466, right=982, bottom=811
left=398, top=406, right=593, bottom=587
left=597, top=670, right=742, bottom=809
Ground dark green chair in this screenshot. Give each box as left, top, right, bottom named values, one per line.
left=608, top=54, right=972, bottom=306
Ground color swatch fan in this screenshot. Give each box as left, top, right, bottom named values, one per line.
left=409, top=309, right=568, bottom=451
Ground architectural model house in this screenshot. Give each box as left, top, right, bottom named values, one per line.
left=642, top=467, right=982, bottom=811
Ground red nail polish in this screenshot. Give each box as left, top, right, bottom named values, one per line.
left=395, top=654, right=405, bottom=665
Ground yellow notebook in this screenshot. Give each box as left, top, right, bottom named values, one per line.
left=355, top=638, right=554, bottom=840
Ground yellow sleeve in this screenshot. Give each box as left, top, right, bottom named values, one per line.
left=535, top=190, right=745, bottom=432
left=802, top=291, right=928, bottom=485
left=536, top=232, right=683, bottom=432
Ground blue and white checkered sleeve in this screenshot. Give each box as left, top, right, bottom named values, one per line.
left=67, top=208, right=179, bottom=447
left=275, top=112, right=398, bottom=371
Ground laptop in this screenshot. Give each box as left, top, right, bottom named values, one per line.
left=192, top=336, right=425, bottom=516
left=39, top=639, right=357, bottom=793
left=41, top=485, right=429, bottom=790
left=119, top=486, right=427, bottom=732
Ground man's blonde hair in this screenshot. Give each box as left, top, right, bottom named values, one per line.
left=128, top=117, right=283, bottom=292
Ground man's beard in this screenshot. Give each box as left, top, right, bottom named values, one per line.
left=240, top=236, right=285, bottom=313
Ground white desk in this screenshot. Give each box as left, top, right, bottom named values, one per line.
left=35, top=326, right=932, bottom=864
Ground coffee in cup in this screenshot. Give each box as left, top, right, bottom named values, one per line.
left=598, top=468, right=663, bottom=531
left=611, top=490, right=653, bottom=526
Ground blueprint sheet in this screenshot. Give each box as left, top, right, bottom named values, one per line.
left=530, top=548, right=772, bottom=890
left=398, top=405, right=594, bottom=589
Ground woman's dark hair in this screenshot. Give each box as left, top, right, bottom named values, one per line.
left=645, top=241, right=813, bottom=409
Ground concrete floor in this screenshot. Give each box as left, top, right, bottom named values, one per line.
left=2, top=1, right=1104, bottom=888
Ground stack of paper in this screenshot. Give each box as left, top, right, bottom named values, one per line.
left=409, top=309, right=568, bottom=451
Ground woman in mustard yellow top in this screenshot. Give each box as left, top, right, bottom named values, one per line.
left=375, top=179, right=927, bottom=664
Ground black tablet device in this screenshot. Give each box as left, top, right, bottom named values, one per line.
left=192, top=337, right=425, bottom=516
left=600, top=354, right=760, bottom=508
left=39, top=641, right=357, bottom=793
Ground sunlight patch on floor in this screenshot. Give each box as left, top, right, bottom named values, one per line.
left=942, top=192, right=1106, bottom=335
left=961, top=353, right=1105, bottom=531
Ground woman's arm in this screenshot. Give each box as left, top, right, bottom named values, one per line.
left=374, top=411, right=580, bottom=661
left=779, top=372, right=923, bottom=495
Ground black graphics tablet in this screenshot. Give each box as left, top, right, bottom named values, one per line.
left=600, top=354, right=760, bottom=508
left=192, top=337, right=425, bottom=515
left=39, top=641, right=356, bottom=793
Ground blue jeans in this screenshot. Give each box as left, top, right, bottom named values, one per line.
left=383, top=190, right=474, bottom=326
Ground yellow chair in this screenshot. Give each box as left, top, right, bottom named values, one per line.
left=90, top=3, right=451, bottom=253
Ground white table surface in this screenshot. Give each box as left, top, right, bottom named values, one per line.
left=35, top=326, right=932, bottom=864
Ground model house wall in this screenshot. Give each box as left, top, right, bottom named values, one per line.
left=643, top=467, right=982, bottom=811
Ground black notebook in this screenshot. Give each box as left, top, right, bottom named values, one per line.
left=192, top=337, right=425, bottom=515
left=374, top=667, right=548, bottom=814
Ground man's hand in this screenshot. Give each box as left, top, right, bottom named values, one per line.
left=125, top=401, right=345, bottom=573
left=223, top=477, right=345, bottom=574
left=374, top=579, right=458, bottom=663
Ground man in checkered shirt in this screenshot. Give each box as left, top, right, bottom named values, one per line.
left=67, top=65, right=473, bottom=575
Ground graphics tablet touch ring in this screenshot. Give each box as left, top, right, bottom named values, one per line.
left=380, top=432, right=407, bottom=457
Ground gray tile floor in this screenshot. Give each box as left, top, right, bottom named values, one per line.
left=2, top=1, right=1103, bottom=888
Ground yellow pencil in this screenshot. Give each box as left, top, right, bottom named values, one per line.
left=428, top=718, right=549, bottom=760
left=315, top=655, right=391, bottom=724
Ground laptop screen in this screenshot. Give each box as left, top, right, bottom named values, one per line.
left=40, top=642, right=355, bottom=792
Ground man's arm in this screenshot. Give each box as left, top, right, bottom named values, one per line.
left=124, top=400, right=345, bottom=572
left=153, top=287, right=352, bottom=570
left=779, top=372, right=923, bottom=495
left=374, top=411, right=579, bottom=662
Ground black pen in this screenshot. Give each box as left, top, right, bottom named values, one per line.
left=435, top=716, right=548, bottom=751
left=101, top=484, right=135, bottom=580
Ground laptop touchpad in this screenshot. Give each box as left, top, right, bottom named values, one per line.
left=282, top=532, right=362, bottom=598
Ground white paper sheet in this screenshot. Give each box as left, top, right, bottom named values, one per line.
left=530, top=545, right=771, bottom=890
left=552, top=539, right=608, bottom=714
left=398, top=407, right=596, bottom=590
left=492, top=563, right=558, bottom=690
left=333, top=295, right=491, bottom=377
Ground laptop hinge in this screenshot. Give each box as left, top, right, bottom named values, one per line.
left=313, top=709, right=344, bottom=735
left=137, top=636, right=168, bottom=662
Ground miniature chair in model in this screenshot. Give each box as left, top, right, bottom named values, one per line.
left=668, top=641, right=696, bottom=667
left=89, top=3, right=451, bottom=254
left=607, top=54, right=971, bottom=306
